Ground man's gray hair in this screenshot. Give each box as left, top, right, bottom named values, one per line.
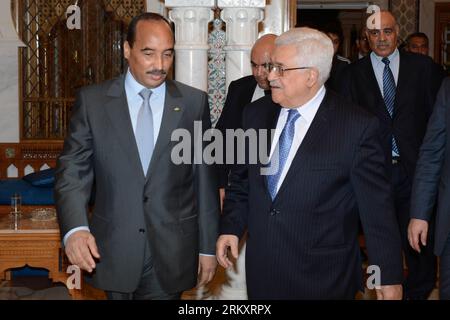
left=275, top=27, right=334, bottom=86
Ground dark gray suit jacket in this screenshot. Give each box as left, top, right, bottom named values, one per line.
left=55, top=75, right=220, bottom=293
left=411, top=77, right=450, bottom=256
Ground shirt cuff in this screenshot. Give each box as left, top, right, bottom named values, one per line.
left=63, top=226, right=90, bottom=246
left=199, top=253, right=216, bottom=257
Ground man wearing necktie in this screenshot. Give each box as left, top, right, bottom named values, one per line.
left=214, top=33, right=276, bottom=300
left=340, top=10, right=445, bottom=300
left=55, top=13, right=220, bottom=299
left=217, top=27, right=403, bottom=299
left=216, top=34, right=276, bottom=197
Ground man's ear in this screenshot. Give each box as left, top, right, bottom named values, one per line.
left=306, top=68, right=319, bottom=88
left=124, top=41, right=131, bottom=60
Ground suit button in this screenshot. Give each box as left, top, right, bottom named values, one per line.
left=139, top=229, right=146, bottom=233
left=143, top=196, right=149, bottom=203
left=270, top=209, right=278, bottom=216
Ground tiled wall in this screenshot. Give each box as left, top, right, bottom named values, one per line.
left=390, top=0, right=419, bottom=41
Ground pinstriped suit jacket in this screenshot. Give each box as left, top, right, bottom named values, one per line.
left=221, top=91, right=403, bottom=299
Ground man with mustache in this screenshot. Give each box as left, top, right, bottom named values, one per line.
left=217, top=27, right=403, bottom=299
left=340, top=10, right=445, bottom=300
left=55, top=12, right=220, bottom=299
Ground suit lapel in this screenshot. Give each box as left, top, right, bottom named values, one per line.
left=260, top=100, right=281, bottom=198
left=145, top=80, right=185, bottom=183
left=394, top=52, right=411, bottom=119
left=103, top=75, right=145, bottom=181
left=360, top=57, right=392, bottom=121
left=274, top=92, right=332, bottom=201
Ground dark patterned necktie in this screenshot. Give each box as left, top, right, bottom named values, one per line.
left=382, top=57, right=400, bottom=155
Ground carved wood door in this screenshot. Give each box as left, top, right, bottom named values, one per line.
left=19, top=0, right=145, bottom=140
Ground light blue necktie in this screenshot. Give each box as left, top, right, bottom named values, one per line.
left=382, top=57, right=400, bottom=155
left=136, top=88, right=154, bottom=176
left=266, top=109, right=300, bottom=200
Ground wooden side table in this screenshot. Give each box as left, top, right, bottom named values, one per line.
left=0, top=211, right=68, bottom=285
left=0, top=211, right=106, bottom=299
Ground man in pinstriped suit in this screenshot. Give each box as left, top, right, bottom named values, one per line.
left=217, top=27, right=403, bottom=299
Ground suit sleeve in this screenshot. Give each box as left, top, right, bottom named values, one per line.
left=424, top=59, right=446, bottom=119
left=219, top=107, right=250, bottom=239
left=410, top=78, right=450, bottom=221
left=351, top=117, right=404, bottom=285
left=215, top=80, right=237, bottom=188
left=54, top=89, right=94, bottom=238
left=195, top=92, right=220, bottom=255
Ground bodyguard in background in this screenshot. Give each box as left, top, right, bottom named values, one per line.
left=340, top=10, right=445, bottom=299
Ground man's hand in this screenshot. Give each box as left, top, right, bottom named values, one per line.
left=376, top=284, right=403, bottom=300
left=408, top=218, right=429, bottom=253
left=65, top=230, right=100, bottom=273
left=216, top=235, right=239, bottom=268
left=197, top=255, right=217, bottom=287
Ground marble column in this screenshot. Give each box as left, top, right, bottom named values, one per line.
left=0, top=1, right=25, bottom=143
left=212, top=0, right=265, bottom=301
left=165, top=0, right=215, bottom=91
left=146, top=0, right=166, bottom=16
left=218, top=0, right=266, bottom=90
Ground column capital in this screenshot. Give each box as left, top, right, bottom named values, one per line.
left=165, top=0, right=215, bottom=7
left=217, top=0, right=266, bottom=8
left=0, top=1, right=25, bottom=47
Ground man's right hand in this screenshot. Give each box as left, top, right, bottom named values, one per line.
left=65, top=230, right=100, bottom=273
left=408, top=218, right=429, bottom=253
left=216, top=234, right=239, bottom=268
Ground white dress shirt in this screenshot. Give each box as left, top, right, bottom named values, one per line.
left=370, top=48, right=400, bottom=97
left=251, top=84, right=266, bottom=102
left=268, top=85, right=326, bottom=194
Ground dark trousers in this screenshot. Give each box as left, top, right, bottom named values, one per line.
left=106, top=240, right=181, bottom=300
left=392, top=162, right=437, bottom=299
left=440, top=233, right=450, bottom=299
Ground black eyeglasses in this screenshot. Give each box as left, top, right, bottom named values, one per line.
left=250, top=61, right=272, bottom=71
left=269, top=64, right=311, bottom=77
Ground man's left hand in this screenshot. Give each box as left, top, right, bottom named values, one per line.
left=376, top=284, right=403, bottom=300
left=197, top=255, right=217, bottom=287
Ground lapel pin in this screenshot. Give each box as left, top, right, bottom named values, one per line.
left=173, top=107, right=181, bottom=112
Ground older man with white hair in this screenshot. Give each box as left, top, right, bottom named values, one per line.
left=216, top=27, right=403, bottom=299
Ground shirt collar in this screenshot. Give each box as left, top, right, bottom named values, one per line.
left=281, top=85, right=326, bottom=124
left=125, top=68, right=166, bottom=98
left=371, top=48, right=399, bottom=65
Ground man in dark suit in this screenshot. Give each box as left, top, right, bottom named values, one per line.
left=409, top=78, right=450, bottom=299
left=339, top=10, right=445, bottom=299
left=55, top=13, right=219, bottom=300
left=216, top=27, right=403, bottom=300
left=215, top=34, right=276, bottom=193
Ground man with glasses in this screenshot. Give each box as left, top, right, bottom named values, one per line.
left=216, top=34, right=276, bottom=196
left=340, top=10, right=445, bottom=300
left=217, top=27, right=403, bottom=299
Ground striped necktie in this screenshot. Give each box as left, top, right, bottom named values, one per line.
left=382, top=57, right=400, bottom=155
left=266, top=109, right=300, bottom=200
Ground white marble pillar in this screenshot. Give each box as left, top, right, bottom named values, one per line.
left=260, top=0, right=290, bottom=36
left=165, top=0, right=215, bottom=91
left=146, top=0, right=166, bottom=16
left=0, top=2, right=25, bottom=143
left=218, top=0, right=266, bottom=90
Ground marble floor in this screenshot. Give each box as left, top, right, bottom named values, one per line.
left=0, top=265, right=440, bottom=300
